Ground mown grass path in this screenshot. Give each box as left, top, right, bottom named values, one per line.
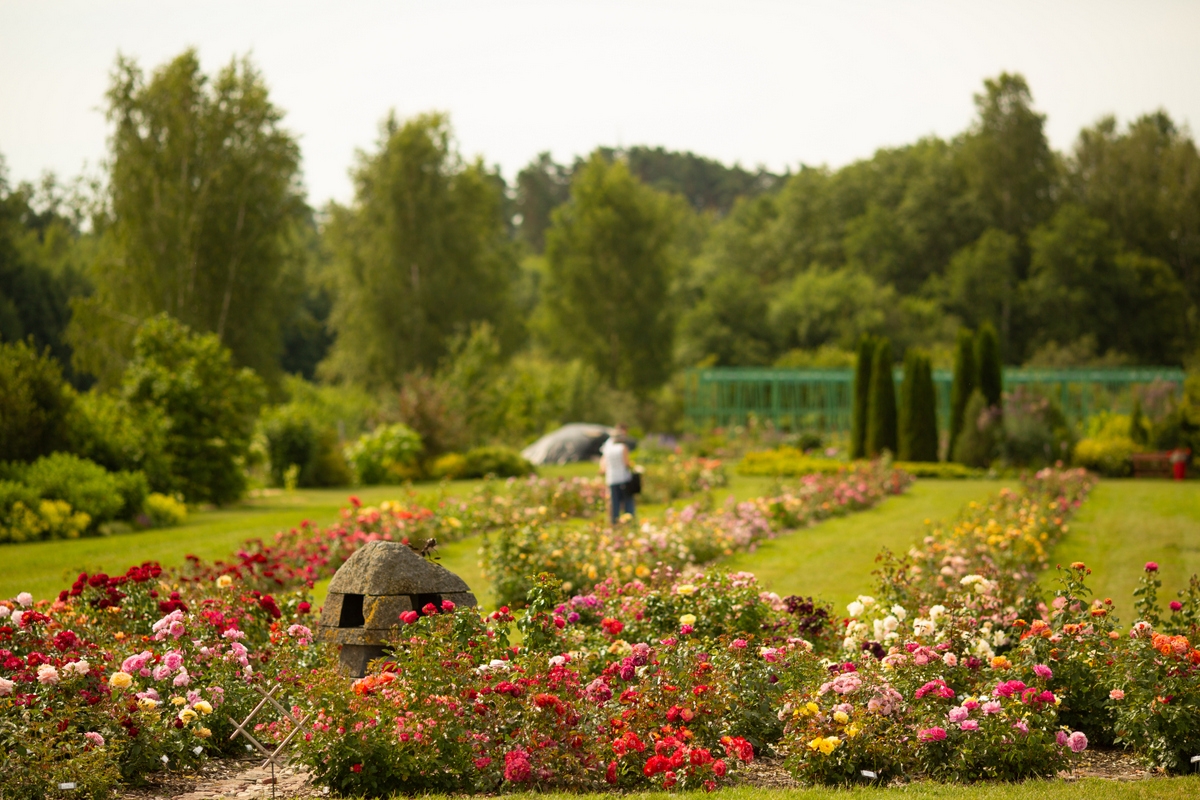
left=1044, top=480, right=1200, bottom=623
left=722, top=479, right=999, bottom=614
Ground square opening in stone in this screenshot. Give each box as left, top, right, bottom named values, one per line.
left=339, top=594, right=365, bottom=628
left=414, top=593, right=444, bottom=614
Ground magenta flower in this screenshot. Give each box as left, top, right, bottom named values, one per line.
left=1170, top=601, right=1183, bottom=612
left=917, top=727, right=947, bottom=742
left=1033, top=664, right=1053, bottom=680
left=1145, top=562, right=1159, bottom=573
left=1068, top=731, right=1088, bottom=752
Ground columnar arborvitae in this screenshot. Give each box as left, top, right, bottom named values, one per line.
left=948, top=328, right=977, bottom=462
left=850, top=335, right=875, bottom=459
left=1130, top=396, right=1149, bottom=446
left=976, top=322, right=1003, bottom=408
left=900, top=351, right=939, bottom=462
left=866, top=338, right=898, bottom=458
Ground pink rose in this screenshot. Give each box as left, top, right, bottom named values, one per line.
left=960, top=720, right=979, bottom=731
left=1033, top=664, right=1053, bottom=680
left=917, top=727, right=947, bottom=742
left=1068, top=731, right=1088, bottom=753
left=1109, top=689, right=1125, bottom=700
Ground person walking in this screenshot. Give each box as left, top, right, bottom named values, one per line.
left=599, top=424, right=635, bottom=524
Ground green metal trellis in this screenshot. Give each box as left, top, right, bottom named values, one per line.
left=683, top=367, right=1187, bottom=433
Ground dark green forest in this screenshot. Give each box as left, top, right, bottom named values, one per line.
left=4, top=52, right=1200, bottom=447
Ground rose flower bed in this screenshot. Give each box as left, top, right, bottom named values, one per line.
left=5, top=467, right=1200, bottom=797
left=482, top=461, right=911, bottom=608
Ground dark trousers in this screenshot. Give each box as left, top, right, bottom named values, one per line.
left=609, top=481, right=635, bottom=524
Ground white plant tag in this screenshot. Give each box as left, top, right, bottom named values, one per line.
left=161, top=755, right=169, bottom=764
left=861, top=770, right=878, bottom=778
left=1191, top=755, right=1200, bottom=763
left=193, top=746, right=204, bottom=755
left=58, top=783, right=77, bottom=790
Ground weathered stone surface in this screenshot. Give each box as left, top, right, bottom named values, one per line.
left=338, top=644, right=387, bottom=677
left=327, top=541, right=471, bottom=595
left=362, top=595, right=413, bottom=628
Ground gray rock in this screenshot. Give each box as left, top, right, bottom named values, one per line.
left=327, top=541, right=471, bottom=595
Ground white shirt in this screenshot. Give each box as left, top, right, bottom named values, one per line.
left=600, top=437, right=632, bottom=486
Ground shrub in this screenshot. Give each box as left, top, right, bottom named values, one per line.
left=261, top=405, right=352, bottom=488
left=891, top=461, right=984, bottom=479
left=68, top=390, right=173, bottom=493
left=850, top=335, right=875, bottom=459
left=456, top=446, right=535, bottom=479
left=865, top=339, right=897, bottom=457
left=0, top=339, right=74, bottom=463
left=899, top=350, right=938, bottom=463
left=1074, top=436, right=1135, bottom=477
left=143, top=492, right=187, bottom=528
left=738, top=449, right=846, bottom=477
left=976, top=322, right=1003, bottom=407
left=123, top=315, right=265, bottom=505
left=952, top=390, right=999, bottom=467
left=0, top=497, right=91, bottom=543
left=345, top=423, right=423, bottom=484
left=948, top=328, right=977, bottom=460
left=1002, top=386, right=1073, bottom=467
left=13, top=453, right=142, bottom=528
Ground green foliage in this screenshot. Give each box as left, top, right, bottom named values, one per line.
left=976, top=322, right=1003, bottom=407
left=345, top=423, right=423, bottom=485
left=431, top=446, right=534, bottom=480
left=891, top=461, right=984, bottom=479
left=1002, top=387, right=1073, bottom=467
left=69, top=49, right=306, bottom=385
left=866, top=339, right=897, bottom=457
left=122, top=314, right=265, bottom=505
left=0, top=339, right=74, bottom=463
left=260, top=404, right=351, bottom=488
left=1074, top=412, right=1139, bottom=477
left=948, top=328, right=977, bottom=461
left=938, top=229, right=1018, bottom=337
left=899, top=350, right=939, bottom=462
left=68, top=389, right=172, bottom=493
left=850, top=335, right=875, bottom=459
left=0, top=172, right=91, bottom=378
left=1129, top=396, right=1150, bottom=446
left=542, top=153, right=681, bottom=395
left=322, top=112, right=518, bottom=388
left=143, top=492, right=187, bottom=528
left=6, top=452, right=146, bottom=528
left=1024, top=205, right=1190, bottom=364
left=952, top=390, right=1000, bottom=467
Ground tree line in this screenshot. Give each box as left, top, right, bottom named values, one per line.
left=3, top=50, right=1200, bottom=444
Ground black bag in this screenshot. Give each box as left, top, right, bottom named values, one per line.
left=629, top=470, right=643, bottom=495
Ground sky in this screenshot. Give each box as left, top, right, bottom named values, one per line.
left=1, top=0, right=1198, bottom=208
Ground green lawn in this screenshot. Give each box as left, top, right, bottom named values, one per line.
left=0, top=482, right=490, bottom=602
left=723, top=479, right=1000, bottom=613
left=1044, top=479, right=1200, bottom=623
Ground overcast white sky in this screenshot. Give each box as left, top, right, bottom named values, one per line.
left=1, top=0, right=1198, bottom=207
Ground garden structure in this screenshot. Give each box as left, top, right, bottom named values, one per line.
left=318, top=540, right=477, bottom=676
left=685, top=366, right=1185, bottom=433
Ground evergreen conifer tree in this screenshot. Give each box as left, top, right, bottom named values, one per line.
left=976, top=322, right=1003, bottom=408
left=1130, top=396, right=1149, bottom=446
left=949, top=328, right=977, bottom=461
left=850, top=335, right=875, bottom=459
left=900, top=350, right=940, bottom=463
left=866, top=338, right=898, bottom=457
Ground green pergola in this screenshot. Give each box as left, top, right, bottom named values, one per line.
left=683, top=366, right=1187, bottom=433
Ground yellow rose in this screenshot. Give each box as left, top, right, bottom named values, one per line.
left=833, top=711, right=849, bottom=724
left=193, top=700, right=213, bottom=715
left=675, top=584, right=697, bottom=596
left=818, top=736, right=840, bottom=755
left=179, top=709, right=197, bottom=724
left=216, top=575, right=233, bottom=589
left=195, top=727, right=212, bottom=739
left=171, top=696, right=187, bottom=706
left=808, top=737, right=824, bottom=752
left=137, top=698, right=159, bottom=711
left=846, top=723, right=862, bottom=738
left=108, top=672, right=133, bottom=689
left=806, top=702, right=820, bottom=715
left=679, top=614, right=697, bottom=627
